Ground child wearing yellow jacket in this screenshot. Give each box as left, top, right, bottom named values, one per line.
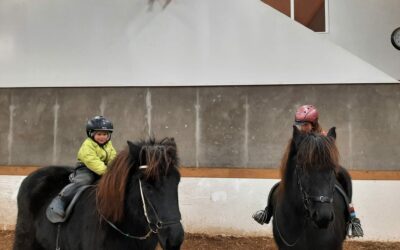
left=49, top=116, right=116, bottom=218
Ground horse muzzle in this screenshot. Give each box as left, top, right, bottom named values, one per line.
left=311, top=206, right=335, bottom=229
left=158, top=222, right=184, bottom=250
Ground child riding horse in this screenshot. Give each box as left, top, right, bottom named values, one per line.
left=253, top=105, right=363, bottom=238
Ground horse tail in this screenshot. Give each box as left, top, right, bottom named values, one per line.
left=13, top=175, right=37, bottom=250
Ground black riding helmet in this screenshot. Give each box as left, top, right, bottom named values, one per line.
left=86, top=116, right=114, bottom=142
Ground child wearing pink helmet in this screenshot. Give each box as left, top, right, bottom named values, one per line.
left=252, top=105, right=363, bottom=237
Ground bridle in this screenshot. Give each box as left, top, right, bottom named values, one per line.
left=274, top=165, right=335, bottom=247
left=295, top=165, right=334, bottom=216
left=101, top=165, right=181, bottom=240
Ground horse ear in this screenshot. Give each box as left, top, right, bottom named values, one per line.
left=127, top=140, right=141, bottom=155
left=327, top=127, right=336, bottom=140
left=169, top=137, right=176, bottom=147
left=165, top=137, right=178, bottom=166
left=292, top=125, right=301, bottom=139
left=161, top=137, right=177, bottom=149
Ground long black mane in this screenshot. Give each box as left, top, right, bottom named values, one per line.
left=296, top=133, right=339, bottom=170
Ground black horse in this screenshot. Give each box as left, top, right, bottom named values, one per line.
left=271, top=126, right=348, bottom=250
left=13, top=137, right=184, bottom=250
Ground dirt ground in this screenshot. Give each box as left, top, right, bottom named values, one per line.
left=2, top=230, right=400, bottom=250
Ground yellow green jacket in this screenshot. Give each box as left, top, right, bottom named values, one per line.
left=77, top=138, right=117, bottom=175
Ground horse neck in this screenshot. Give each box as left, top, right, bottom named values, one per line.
left=274, top=164, right=306, bottom=244
left=283, top=156, right=301, bottom=200
left=279, top=156, right=305, bottom=220
left=118, top=177, right=149, bottom=234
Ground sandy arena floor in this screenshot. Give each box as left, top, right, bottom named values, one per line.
left=2, top=231, right=400, bottom=250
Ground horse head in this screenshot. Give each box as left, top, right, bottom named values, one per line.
left=291, top=126, right=339, bottom=228
left=97, top=137, right=184, bottom=250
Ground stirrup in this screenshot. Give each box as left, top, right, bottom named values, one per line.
left=47, top=196, right=66, bottom=223
left=347, top=217, right=364, bottom=237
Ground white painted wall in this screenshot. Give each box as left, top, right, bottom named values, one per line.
left=321, top=0, right=400, bottom=80
left=0, top=176, right=24, bottom=230
left=0, top=0, right=397, bottom=87
left=1, top=176, right=400, bottom=241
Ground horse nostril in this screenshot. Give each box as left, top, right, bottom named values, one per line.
left=330, top=212, right=335, bottom=221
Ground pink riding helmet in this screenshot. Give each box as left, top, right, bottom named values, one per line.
left=295, top=105, right=319, bottom=125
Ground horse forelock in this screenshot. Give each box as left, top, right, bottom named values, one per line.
left=296, top=134, right=339, bottom=171
left=139, top=137, right=179, bottom=181
left=279, top=133, right=339, bottom=196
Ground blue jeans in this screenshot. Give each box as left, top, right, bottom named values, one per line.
left=59, top=165, right=99, bottom=202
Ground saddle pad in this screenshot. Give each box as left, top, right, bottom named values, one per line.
left=46, top=185, right=92, bottom=223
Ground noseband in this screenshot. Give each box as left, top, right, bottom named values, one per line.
left=295, top=165, right=334, bottom=216
left=101, top=165, right=181, bottom=240
left=275, top=165, right=335, bottom=247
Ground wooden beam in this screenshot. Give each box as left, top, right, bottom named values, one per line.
left=180, top=167, right=280, bottom=179
left=0, top=166, right=39, bottom=176
left=348, top=170, right=400, bottom=180
left=0, top=166, right=400, bottom=180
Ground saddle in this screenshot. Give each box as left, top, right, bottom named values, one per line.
left=46, top=185, right=91, bottom=223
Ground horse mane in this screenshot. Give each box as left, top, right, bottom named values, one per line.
left=96, top=137, right=179, bottom=223
left=96, top=149, right=131, bottom=223
left=279, top=139, right=294, bottom=194
left=296, top=134, right=339, bottom=171
left=279, top=133, right=339, bottom=194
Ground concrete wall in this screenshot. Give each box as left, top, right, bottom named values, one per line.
left=0, top=84, right=399, bottom=170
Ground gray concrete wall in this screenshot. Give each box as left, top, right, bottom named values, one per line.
left=0, top=84, right=399, bottom=170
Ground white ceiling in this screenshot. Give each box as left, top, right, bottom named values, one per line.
left=0, top=0, right=397, bottom=87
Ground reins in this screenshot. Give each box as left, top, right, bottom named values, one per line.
left=295, top=165, right=334, bottom=216
left=274, top=165, right=336, bottom=247
left=101, top=165, right=181, bottom=240
left=274, top=203, right=304, bottom=247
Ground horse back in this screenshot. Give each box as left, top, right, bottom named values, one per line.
left=14, top=166, right=73, bottom=250
left=17, top=166, right=73, bottom=215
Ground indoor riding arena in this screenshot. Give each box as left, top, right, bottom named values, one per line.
left=1, top=0, right=400, bottom=249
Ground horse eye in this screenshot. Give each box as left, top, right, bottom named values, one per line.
left=143, top=181, right=155, bottom=190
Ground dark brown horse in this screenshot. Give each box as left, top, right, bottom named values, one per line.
left=14, top=137, right=184, bottom=250
left=271, top=126, right=348, bottom=250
